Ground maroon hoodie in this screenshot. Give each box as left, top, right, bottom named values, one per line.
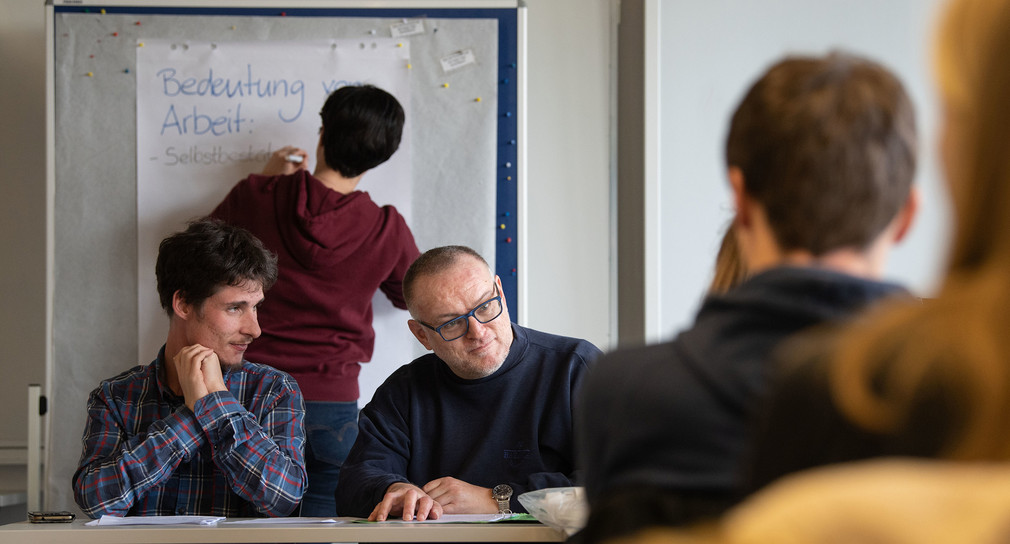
left=211, top=170, right=419, bottom=401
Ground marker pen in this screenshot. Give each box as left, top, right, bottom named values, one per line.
left=285, top=154, right=304, bottom=164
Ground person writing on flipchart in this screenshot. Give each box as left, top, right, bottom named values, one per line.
left=334, top=245, right=602, bottom=520
left=211, top=84, right=420, bottom=516
left=73, top=219, right=306, bottom=518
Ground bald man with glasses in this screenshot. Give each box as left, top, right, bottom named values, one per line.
left=334, top=245, right=602, bottom=521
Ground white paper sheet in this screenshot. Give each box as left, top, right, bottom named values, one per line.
left=85, top=515, right=225, bottom=526
left=221, top=517, right=341, bottom=524
left=366, top=513, right=513, bottom=524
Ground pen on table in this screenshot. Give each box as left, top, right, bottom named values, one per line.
left=286, top=154, right=304, bottom=164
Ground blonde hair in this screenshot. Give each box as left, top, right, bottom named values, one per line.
left=709, top=224, right=748, bottom=295
left=825, top=0, right=1010, bottom=460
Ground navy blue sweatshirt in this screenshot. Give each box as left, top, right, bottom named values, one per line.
left=576, top=266, right=909, bottom=527
left=335, top=324, right=601, bottom=517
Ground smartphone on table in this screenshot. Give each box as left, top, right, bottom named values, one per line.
left=28, top=511, right=76, bottom=523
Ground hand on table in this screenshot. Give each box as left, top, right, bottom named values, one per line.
left=370, top=482, right=443, bottom=522
left=423, top=477, right=497, bottom=514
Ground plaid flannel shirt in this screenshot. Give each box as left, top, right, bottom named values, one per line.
left=73, top=347, right=307, bottom=518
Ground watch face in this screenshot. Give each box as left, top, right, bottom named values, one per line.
left=493, top=484, right=513, bottom=499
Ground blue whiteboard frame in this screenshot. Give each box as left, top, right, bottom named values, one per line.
left=53, top=2, right=523, bottom=318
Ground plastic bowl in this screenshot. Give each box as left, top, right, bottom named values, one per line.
left=517, top=486, right=588, bottom=536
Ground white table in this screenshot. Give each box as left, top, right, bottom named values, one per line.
left=0, top=518, right=568, bottom=543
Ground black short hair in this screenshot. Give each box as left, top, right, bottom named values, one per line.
left=725, top=51, right=917, bottom=255
left=155, top=218, right=278, bottom=315
left=320, top=84, right=405, bottom=178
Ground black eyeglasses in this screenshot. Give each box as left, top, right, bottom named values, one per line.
left=417, top=285, right=504, bottom=342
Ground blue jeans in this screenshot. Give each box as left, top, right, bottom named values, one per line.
left=299, top=401, right=359, bottom=517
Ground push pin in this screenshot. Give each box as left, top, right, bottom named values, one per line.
left=506, top=237, right=513, bottom=244
left=475, top=97, right=482, bottom=102
left=442, top=83, right=449, bottom=88
left=86, top=72, right=93, bottom=77
left=499, top=224, right=506, bottom=230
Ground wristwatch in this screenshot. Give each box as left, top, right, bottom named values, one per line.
left=492, top=484, right=513, bottom=514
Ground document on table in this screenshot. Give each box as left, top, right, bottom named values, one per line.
left=357, top=513, right=535, bottom=524
left=84, top=515, right=344, bottom=526
left=222, top=518, right=342, bottom=524
left=85, top=515, right=225, bottom=526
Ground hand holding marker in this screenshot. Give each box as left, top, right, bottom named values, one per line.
left=260, top=146, right=308, bottom=176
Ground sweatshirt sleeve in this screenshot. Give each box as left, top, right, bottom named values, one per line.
left=334, top=387, right=412, bottom=517
left=379, top=211, right=420, bottom=310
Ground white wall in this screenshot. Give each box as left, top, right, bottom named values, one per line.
left=653, top=0, right=952, bottom=337
left=525, top=0, right=615, bottom=347
left=1, top=0, right=615, bottom=511
left=0, top=0, right=48, bottom=512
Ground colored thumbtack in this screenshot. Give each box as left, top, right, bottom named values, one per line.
left=86, top=72, right=93, bottom=77
left=112, top=32, right=118, bottom=37
left=100, top=9, right=106, bottom=14
left=500, top=224, right=506, bottom=230
left=506, top=237, right=513, bottom=243
left=397, top=43, right=403, bottom=47
left=475, top=97, right=482, bottom=102
left=442, top=83, right=449, bottom=88
left=135, top=21, right=142, bottom=25
left=505, top=162, right=512, bottom=168
left=406, top=63, right=412, bottom=69
left=124, top=68, right=130, bottom=73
